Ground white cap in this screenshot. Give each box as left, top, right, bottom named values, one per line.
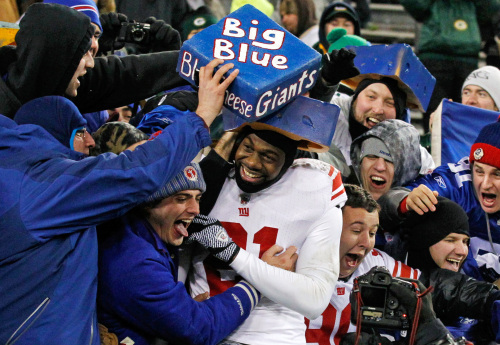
left=462, top=66, right=500, bottom=109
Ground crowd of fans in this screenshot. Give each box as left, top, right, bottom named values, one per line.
left=1, top=0, right=500, bottom=345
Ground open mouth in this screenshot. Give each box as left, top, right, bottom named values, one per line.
left=174, top=219, right=192, bottom=237
left=366, top=117, right=380, bottom=128
left=445, top=258, right=462, bottom=271
left=345, top=253, right=360, bottom=268
left=240, top=165, right=264, bottom=183
left=370, top=175, right=387, bottom=187
left=481, top=192, right=497, bottom=208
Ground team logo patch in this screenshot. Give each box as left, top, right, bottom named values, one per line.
left=454, top=19, right=468, bottom=31
left=120, top=337, right=135, bottom=345
left=194, top=17, right=207, bottom=26
left=474, top=148, right=484, bottom=161
left=337, top=287, right=345, bottom=295
left=434, top=176, right=447, bottom=189
left=239, top=207, right=249, bottom=216
left=184, top=166, right=198, bottom=181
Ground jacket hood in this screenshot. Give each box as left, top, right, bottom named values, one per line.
left=14, top=96, right=87, bottom=149
left=7, top=3, right=93, bottom=110
left=351, top=119, right=421, bottom=188
left=318, top=2, right=360, bottom=51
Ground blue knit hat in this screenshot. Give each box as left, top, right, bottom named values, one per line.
left=147, top=163, right=206, bottom=202
left=44, top=0, right=102, bottom=32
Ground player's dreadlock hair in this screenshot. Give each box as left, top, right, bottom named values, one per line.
left=343, top=184, right=380, bottom=213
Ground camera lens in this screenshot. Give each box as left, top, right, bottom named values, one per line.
left=131, top=27, right=145, bottom=42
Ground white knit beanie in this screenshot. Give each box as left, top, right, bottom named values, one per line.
left=462, top=66, right=500, bottom=109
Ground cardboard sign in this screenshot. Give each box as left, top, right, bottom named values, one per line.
left=343, top=44, right=436, bottom=112
left=176, top=4, right=322, bottom=121
left=222, top=96, right=340, bottom=152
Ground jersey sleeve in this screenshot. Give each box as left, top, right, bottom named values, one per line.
left=230, top=203, right=344, bottom=320
left=373, top=249, right=421, bottom=279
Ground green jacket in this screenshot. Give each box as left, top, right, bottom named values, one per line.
left=400, top=0, right=500, bottom=61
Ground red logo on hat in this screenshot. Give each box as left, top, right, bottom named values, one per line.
left=184, top=166, right=198, bottom=181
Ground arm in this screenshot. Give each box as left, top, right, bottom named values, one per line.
left=230, top=206, right=343, bottom=319
left=76, top=52, right=187, bottom=113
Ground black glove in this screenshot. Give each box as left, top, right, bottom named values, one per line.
left=340, top=331, right=392, bottom=345
left=98, top=12, right=128, bottom=54
left=144, top=17, right=181, bottom=52
left=321, top=48, right=360, bottom=85
left=186, top=214, right=240, bottom=263
left=389, top=278, right=435, bottom=325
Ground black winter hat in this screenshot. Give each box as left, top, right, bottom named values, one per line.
left=404, top=197, right=469, bottom=271
left=352, top=77, right=407, bottom=120
left=324, top=2, right=360, bottom=36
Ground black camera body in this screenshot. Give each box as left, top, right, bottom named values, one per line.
left=351, top=266, right=415, bottom=330
left=117, top=22, right=151, bottom=44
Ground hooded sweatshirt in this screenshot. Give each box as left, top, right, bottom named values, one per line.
left=14, top=96, right=87, bottom=149
left=0, top=3, right=187, bottom=119
left=0, top=3, right=93, bottom=118
left=350, top=119, right=422, bottom=190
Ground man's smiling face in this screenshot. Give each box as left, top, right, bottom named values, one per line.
left=353, top=83, right=397, bottom=129
left=360, top=155, right=394, bottom=201
left=234, top=133, right=286, bottom=186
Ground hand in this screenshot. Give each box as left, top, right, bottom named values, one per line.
left=406, top=185, right=439, bottom=215
left=193, top=291, right=210, bottom=302
left=261, top=245, right=298, bottom=271
left=389, top=278, right=435, bottom=325
left=144, top=17, right=181, bottom=52
left=321, top=48, right=360, bottom=85
left=196, top=59, right=239, bottom=127
left=98, top=12, right=128, bottom=54
left=186, top=214, right=240, bottom=263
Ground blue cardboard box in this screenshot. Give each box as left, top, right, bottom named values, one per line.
left=176, top=4, right=321, bottom=121
left=222, top=96, right=341, bottom=152
left=343, top=44, right=436, bottom=112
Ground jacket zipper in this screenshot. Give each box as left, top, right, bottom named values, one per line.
left=6, top=297, right=50, bottom=345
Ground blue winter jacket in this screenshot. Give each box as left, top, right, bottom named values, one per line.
left=0, top=108, right=211, bottom=345
left=97, top=213, right=259, bottom=345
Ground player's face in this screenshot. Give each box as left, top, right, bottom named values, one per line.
left=147, top=190, right=202, bottom=246
left=429, top=233, right=469, bottom=272
left=235, top=133, right=286, bottom=186
left=360, top=155, right=394, bottom=201
left=325, top=16, right=355, bottom=36
left=473, top=161, right=500, bottom=214
left=339, top=206, right=379, bottom=278
left=353, top=83, right=397, bottom=129
left=462, top=85, right=498, bottom=111
left=90, top=23, right=101, bottom=58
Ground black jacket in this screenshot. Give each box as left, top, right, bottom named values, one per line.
left=0, top=3, right=186, bottom=119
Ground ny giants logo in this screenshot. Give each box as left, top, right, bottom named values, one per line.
left=238, top=208, right=249, bottom=217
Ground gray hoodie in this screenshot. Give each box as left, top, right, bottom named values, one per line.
left=351, top=119, right=422, bottom=188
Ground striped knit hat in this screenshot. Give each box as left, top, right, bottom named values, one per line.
left=470, top=118, right=500, bottom=169
left=147, top=163, right=206, bottom=202
left=44, top=0, right=102, bottom=31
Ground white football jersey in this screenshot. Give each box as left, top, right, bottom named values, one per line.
left=305, top=249, right=421, bottom=345
left=189, top=159, right=346, bottom=345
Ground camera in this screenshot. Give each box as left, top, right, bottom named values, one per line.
left=117, top=22, right=151, bottom=44
left=351, top=266, right=416, bottom=330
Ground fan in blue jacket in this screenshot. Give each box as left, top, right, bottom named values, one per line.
left=0, top=57, right=238, bottom=344
left=97, top=163, right=261, bottom=345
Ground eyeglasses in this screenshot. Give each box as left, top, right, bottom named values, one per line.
left=75, top=128, right=88, bottom=139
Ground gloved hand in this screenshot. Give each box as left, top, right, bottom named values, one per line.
left=389, top=278, right=435, bottom=325
left=186, top=214, right=240, bottom=263
left=340, top=331, right=392, bottom=345
left=144, top=16, right=181, bottom=52
left=321, top=48, right=360, bottom=85
left=98, top=12, right=128, bottom=54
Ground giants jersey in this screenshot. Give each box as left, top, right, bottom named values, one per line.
left=305, top=249, right=420, bottom=345
left=188, top=159, right=346, bottom=345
